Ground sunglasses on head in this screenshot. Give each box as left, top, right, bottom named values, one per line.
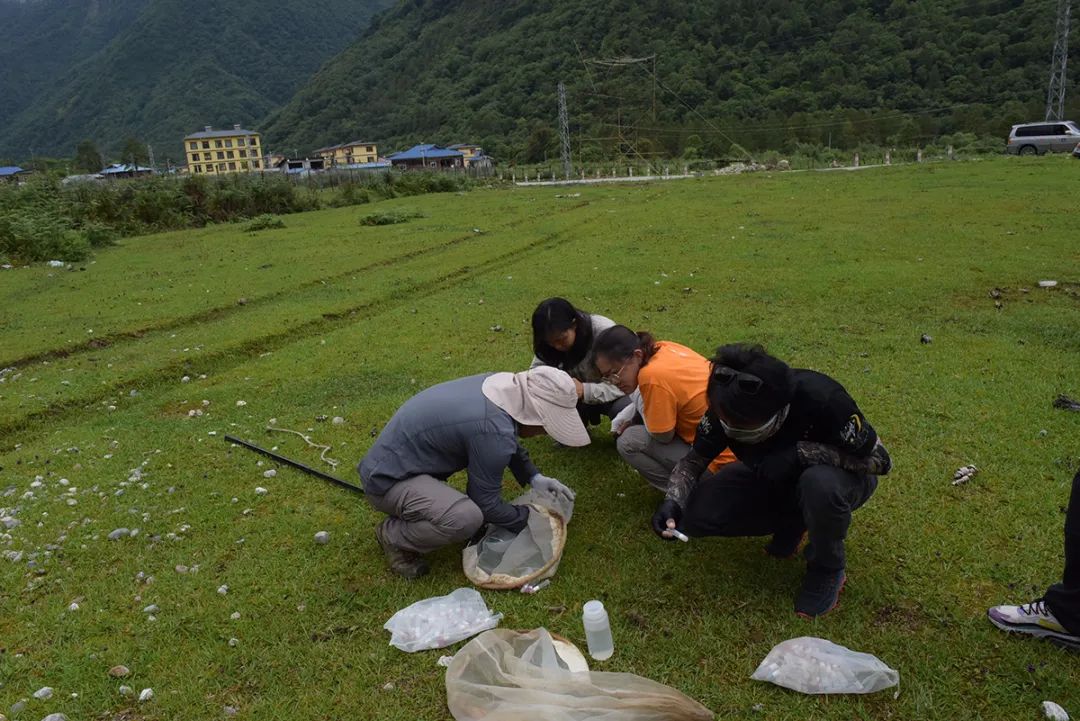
left=712, top=365, right=763, bottom=395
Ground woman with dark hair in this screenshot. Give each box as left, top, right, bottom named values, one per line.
left=593, top=325, right=735, bottom=491
left=651, top=343, right=892, bottom=618
left=530, top=298, right=630, bottom=426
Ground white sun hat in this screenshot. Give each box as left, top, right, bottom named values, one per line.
left=482, top=366, right=590, bottom=447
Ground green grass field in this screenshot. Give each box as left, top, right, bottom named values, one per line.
left=1, top=157, right=1077, bottom=720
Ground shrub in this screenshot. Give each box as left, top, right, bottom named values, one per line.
left=245, top=214, right=286, bottom=232
left=358, top=210, right=424, bottom=226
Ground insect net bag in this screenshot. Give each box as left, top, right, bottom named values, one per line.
left=445, top=628, right=714, bottom=721
left=462, top=489, right=573, bottom=590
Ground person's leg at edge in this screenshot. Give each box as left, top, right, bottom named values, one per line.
left=616, top=425, right=690, bottom=492
left=989, top=469, right=1080, bottom=648
left=795, top=464, right=877, bottom=618
left=366, top=475, right=484, bottom=579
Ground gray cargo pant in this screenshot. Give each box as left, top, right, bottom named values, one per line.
left=366, top=475, right=484, bottom=555
left=616, top=424, right=691, bottom=492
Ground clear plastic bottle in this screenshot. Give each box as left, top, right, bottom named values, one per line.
left=582, top=600, right=614, bottom=660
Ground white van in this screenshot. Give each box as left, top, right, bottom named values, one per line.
left=1006, top=121, right=1080, bottom=155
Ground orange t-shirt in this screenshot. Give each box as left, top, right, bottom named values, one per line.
left=638, top=341, right=736, bottom=470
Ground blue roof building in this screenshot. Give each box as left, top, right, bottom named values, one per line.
left=99, top=163, right=154, bottom=178
left=0, top=166, right=26, bottom=181
left=385, top=144, right=464, bottom=170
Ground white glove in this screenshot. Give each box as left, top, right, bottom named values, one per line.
left=611, top=389, right=642, bottom=436
left=530, top=473, right=576, bottom=502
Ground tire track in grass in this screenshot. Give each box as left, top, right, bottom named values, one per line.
left=0, top=200, right=591, bottom=371
left=0, top=203, right=609, bottom=446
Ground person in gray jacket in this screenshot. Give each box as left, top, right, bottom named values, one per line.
left=530, top=298, right=631, bottom=427
left=359, top=366, right=587, bottom=579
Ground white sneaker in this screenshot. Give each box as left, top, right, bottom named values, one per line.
left=987, top=599, right=1080, bottom=650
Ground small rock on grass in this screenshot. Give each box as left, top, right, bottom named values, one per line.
left=228, top=638, right=238, bottom=647
left=119, top=686, right=133, bottom=696
left=10, top=700, right=26, bottom=714
left=332, top=416, right=345, bottom=425
left=314, top=531, right=330, bottom=544
left=33, top=687, right=53, bottom=700
left=217, top=585, right=228, bottom=595
left=138, top=688, right=154, bottom=702
left=224, top=706, right=238, bottom=716
left=41, top=714, right=69, bottom=721
left=67, top=602, right=79, bottom=612
left=262, top=469, right=276, bottom=478
left=254, top=487, right=268, bottom=495
left=108, top=528, right=131, bottom=540
left=1042, top=701, right=1069, bottom=721
left=108, top=665, right=130, bottom=678
left=230, top=611, right=241, bottom=620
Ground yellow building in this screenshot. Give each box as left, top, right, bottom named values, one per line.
left=313, top=140, right=379, bottom=167
left=184, top=124, right=263, bottom=175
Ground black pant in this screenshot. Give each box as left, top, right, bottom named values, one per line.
left=578, top=395, right=632, bottom=426
left=1045, top=470, right=1080, bottom=635
left=682, top=462, right=877, bottom=572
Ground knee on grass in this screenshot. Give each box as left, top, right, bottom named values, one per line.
left=434, top=498, right=484, bottom=543
left=616, top=425, right=650, bottom=458
left=798, top=465, right=851, bottom=517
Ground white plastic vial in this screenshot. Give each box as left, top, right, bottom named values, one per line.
left=582, top=600, right=614, bottom=661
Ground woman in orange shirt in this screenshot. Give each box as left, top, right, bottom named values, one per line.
left=593, top=325, right=735, bottom=492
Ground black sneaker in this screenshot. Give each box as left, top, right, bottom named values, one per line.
left=375, top=521, right=429, bottom=580
left=764, top=529, right=806, bottom=559
left=795, top=567, right=846, bottom=618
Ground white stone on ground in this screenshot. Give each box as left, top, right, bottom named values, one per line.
left=217, top=585, right=228, bottom=595
left=33, top=687, right=53, bottom=700
left=262, top=469, right=276, bottom=478
left=314, top=531, right=330, bottom=544
left=108, top=528, right=130, bottom=540
left=138, top=688, right=153, bottom=702
left=255, top=487, right=268, bottom=495
left=230, top=611, right=241, bottom=620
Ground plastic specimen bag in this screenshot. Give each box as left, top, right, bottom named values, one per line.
left=463, top=488, right=573, bottom=590
left=384, top=587, right=502, bottom=653
left=751, top=636, right=899, bottom=695
left=445, top=628, right=714, bottom=721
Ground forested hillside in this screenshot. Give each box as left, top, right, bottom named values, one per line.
left=265, top=0, right=1078, bottom=161
left=0, top=0, right=394, bottom=162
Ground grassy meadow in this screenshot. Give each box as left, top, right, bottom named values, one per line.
left=0, top=157, right=1078, bottom=720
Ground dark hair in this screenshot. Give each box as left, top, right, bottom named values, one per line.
left=707, top=343, right=794, bottom=424
left=593, top=325, right=659, bottom=366
left=532, top=298, right=594, bottom=369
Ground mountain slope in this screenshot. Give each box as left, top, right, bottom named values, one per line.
left=0, top=0, right=151, bottom=131
left=0, top=0, right=394, bottom=161
left=265, top=0, right=1077, bottom=161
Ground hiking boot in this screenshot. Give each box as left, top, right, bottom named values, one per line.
left=764, top=529, right=806, bottom=559
left=795, top=567, right=846, bottom=618
left=987, top=599, right=1080, bottom=651
left=375, top=521, right=429, bottom=580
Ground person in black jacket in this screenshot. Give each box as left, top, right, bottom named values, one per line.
left=652, top=343, right=892, bottom=618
